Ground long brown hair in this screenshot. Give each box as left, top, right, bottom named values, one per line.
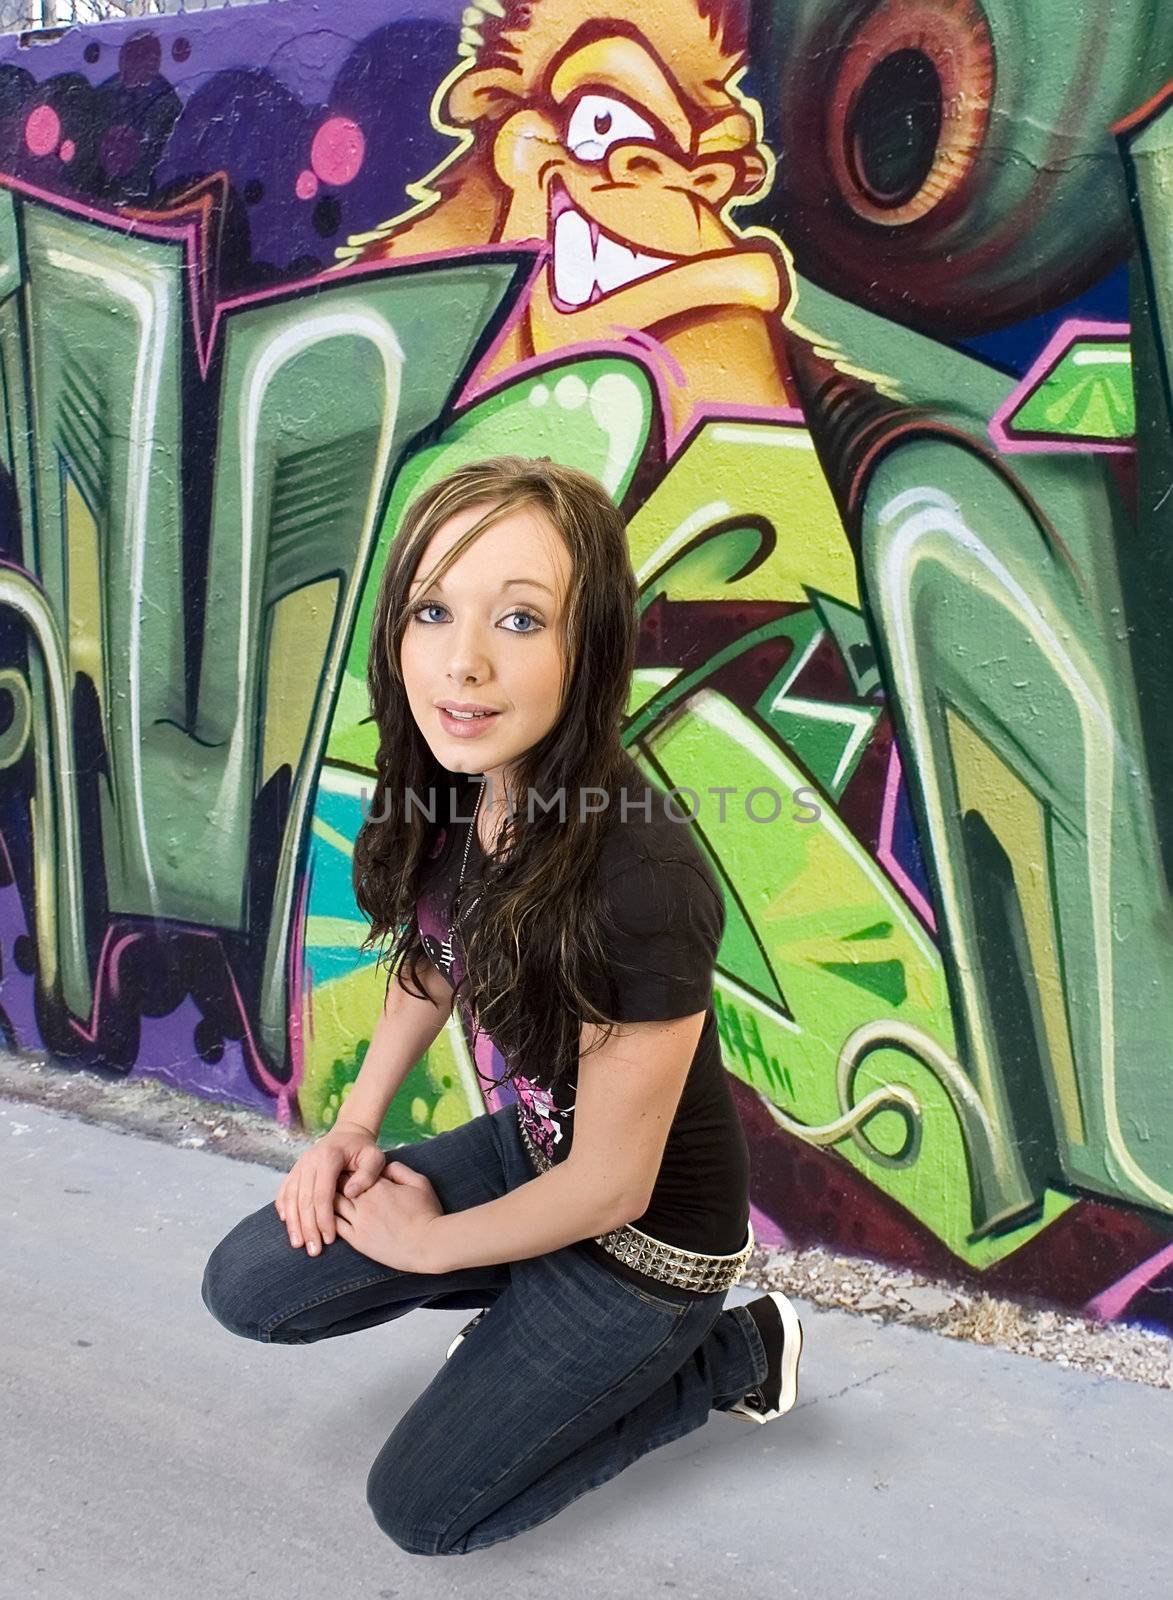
left=353, top=455, right=641, bottom=1088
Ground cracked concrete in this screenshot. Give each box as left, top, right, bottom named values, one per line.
left=798, top=1365, right=899, bottom=1411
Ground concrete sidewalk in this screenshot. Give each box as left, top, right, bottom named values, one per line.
left=4, top=1098, right=1170, bottom=1600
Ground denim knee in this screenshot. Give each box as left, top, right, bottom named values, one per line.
left=201, top=1230, right=268, bottom=1342
left=366, top=1456, right=455, bottom=1556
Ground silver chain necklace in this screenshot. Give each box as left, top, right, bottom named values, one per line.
left=440, top=779, right=484, bottom=971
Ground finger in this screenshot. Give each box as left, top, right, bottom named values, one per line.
left=314, top=1182, right=337, bottom=1249
left=297, top=1175, right=320, bottom=1254
left=284, top=1177, right=302, bottom=1246
left=386, top=1160, right=427, bottom=1187
left=344, top=1148, right=385, bottom=1197
left=333, top=1193, right=356, bottom=1222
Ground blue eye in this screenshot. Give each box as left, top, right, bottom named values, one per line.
left=410, top=602, right=446, bottom=624
left=505, top=609, right=542, bottom=633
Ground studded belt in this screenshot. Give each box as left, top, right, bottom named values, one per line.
left=515, top=1103, right=754, bottom=1296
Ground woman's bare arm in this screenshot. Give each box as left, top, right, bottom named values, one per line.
left=563, top=1012, right=704, bottom=1210
left=421, top=1012, right=704, bottom=1273
left=334, top=954, right=456, bottom=1138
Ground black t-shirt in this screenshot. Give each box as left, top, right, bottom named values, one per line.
left=415, top=762, right=752, bottom=1300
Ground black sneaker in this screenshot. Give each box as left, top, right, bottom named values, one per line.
left=444, top=1309, right=487, bottom=1360
left=727, top=1291, right=803, bottom=1423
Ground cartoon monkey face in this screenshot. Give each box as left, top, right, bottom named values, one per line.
left=343, top=1, right=794, bottom=417
left=445, top=0, right=782, bottom=352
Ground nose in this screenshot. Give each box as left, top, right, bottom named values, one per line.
left=606, top=144, right=673, bottom=184
left=444, top=615, right=493, bottom=685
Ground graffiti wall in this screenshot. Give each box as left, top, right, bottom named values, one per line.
left=2, top=0, right=1172, bottom=1335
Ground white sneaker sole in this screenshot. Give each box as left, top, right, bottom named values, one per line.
left=445, top=1310, right=486, bottom=1360
left=728, top=1291, right=804, bottom=1423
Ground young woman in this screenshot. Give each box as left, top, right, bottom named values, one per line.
left=201, top=456, right=804, bottom=1556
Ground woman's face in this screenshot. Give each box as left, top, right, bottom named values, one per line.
left=399, top=498, right=574, bottom=802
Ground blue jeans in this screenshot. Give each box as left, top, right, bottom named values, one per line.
left=201, top=1102, right=768, bottom=1556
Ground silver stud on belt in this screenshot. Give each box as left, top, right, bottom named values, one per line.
left=515, top=1104, right=754, bottom=1295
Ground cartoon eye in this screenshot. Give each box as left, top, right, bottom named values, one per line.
left=565, top=94, right=656, bottom=163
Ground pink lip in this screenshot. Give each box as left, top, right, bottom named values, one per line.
left=548, top=174, right=577, bottom=224
left=437, top=706, right=502, bottom=739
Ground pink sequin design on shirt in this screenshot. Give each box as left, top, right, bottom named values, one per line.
left=513, top=1073, right=573, bottom=1160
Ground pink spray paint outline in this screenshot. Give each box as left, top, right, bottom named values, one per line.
left=988, top=318, right=1134, bottom=457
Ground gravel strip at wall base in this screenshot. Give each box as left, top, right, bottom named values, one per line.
left=2, top=1047, right=1170, bottom=1389
left=746, top=1245, right=1172, bottom=1390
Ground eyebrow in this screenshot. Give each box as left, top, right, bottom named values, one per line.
left=551, top=42, right=694, bottom=154
left=549, top=23, right=731, bottom=150
left=409, top=575, right=556, bottom=597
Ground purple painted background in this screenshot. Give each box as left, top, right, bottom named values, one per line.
left=0, top=0, right=471, bottom=286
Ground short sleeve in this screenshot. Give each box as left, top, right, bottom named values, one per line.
left=580, top=854, right=725, bottom=1023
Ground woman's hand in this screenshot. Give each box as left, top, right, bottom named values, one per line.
left=275, top=1120, right=387, bottom=1256
left=332, top=1160, right=445, bottom=1273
